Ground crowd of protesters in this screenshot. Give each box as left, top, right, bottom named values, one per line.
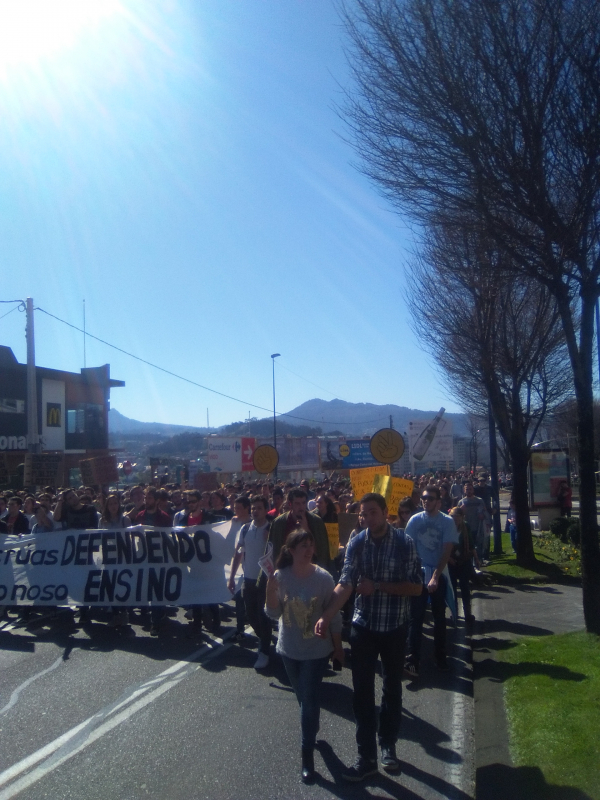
left=1, top=470, right=508, bottom=782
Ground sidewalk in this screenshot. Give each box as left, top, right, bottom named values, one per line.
left=471, top=580, right=587, bottom=800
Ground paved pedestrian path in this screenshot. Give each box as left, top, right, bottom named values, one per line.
left=471, top=581, right=587, bottom=800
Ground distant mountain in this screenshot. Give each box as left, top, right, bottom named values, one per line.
left=276, top=398, right=468, bottom=437
left=109, top=408, right=212, bottom=437
left=109, top=400, right=468, bottom=440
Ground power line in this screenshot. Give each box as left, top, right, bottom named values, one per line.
left=277, top=362, right=339, bottom=399
left=0, top=305, right=20, bottom=322
left=35, top=307, right=388, bottom=427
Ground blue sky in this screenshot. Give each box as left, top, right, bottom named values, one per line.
left=0, top=0, right=462, bottom=428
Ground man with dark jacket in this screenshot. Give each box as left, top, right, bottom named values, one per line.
left=269, top=489, right=330, bottom=570
left=127, top=487, right=172, bottom=527
left=4, top=497, right=30, bottom=535
left=53, top=490, right=99, bottom=624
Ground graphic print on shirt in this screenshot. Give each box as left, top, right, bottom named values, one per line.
left=283, top=593, right=319, bottom=638
left=418, top=525, right=442, bottom=555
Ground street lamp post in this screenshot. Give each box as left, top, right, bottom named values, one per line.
left=271, top=353, right=280, bottom=479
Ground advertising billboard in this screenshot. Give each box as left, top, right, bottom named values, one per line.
left=207, top=437, right=255, bottom=472
left=408, top=409, right=453, bottom=465
left=530, top=450, right=569, bottom=506
left=257, top=437, right=320, bottom=471
left=320, top=438, right=380, bottom=470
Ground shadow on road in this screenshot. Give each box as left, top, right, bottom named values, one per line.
left=477, top=763, right=595, bottom=800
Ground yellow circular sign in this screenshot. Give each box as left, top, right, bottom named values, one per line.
left=369, top=429, right=405, bottom=464
left=253, top=444, right=279, bottom=474
left=339, top=444, right=350, bottom=458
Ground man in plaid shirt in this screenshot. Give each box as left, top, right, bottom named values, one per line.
left=315, top=492, right=422, bottom=782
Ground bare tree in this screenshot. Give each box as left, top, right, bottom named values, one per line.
left=341, top=0, right=600, bottom=632
left=407, top=225, right=573, bottom=566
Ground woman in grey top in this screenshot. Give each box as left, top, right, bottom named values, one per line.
left=266, top=529, right=343, bottom=784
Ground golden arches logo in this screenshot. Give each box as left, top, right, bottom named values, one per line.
left=46, top=404, right=61, bottom=427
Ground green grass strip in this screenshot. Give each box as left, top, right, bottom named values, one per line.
left=487, top=533, right=581, bottom=583
left=498, top=631, right=600, bottom=797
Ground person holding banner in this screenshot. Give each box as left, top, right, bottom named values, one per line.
left=4, top=497, right=30, bottom=535
left=175, top=490, right=220, bottom=636
left=53, top=489, right=99, bottom=625
left=100, top=494, right=127, bottom=529
left=265, top=529, right=343, bottom=783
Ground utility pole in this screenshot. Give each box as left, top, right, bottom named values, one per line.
left=83, top=298, right=86, bottom=368
left=271, top=353, right=280, bottom=480
left=390, top=414, right=393, bottom=429
left=26, top=297, right=40, bottom=453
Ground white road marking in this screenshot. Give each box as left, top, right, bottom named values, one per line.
left=0, top=631, right=236, bottom=800
left=0, top=656, right=63, bottom=715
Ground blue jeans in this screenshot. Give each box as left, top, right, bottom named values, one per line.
left=350, top=624, right=406, bottom=761
left=406, top=575, right=447, bottom=667
left=281, top=655, right=329, bottom=749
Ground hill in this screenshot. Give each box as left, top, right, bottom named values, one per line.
left=276, top=398, right=468, bottom=436
left=109, top=408, right=211, bottom=437
left=109, top=400, right=468, bottom=443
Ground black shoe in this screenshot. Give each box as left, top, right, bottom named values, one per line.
left=342, top=758, right=378, bottom=782
left=149, top=624, right=160, bottom=637
left=301, top=747, right=315, bottom=783
left=403, top=663, right=419, bottom=680
left=186, top=621, right=203, bottom=639
left=380, top=745, right=401, bottom=773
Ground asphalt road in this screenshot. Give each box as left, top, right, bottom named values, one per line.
left=0, top=604, right=474, bottom=800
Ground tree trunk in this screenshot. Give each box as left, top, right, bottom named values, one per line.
left=572, top=294, right=600, bottom=634
left=510, top=440, right=536, bottom=569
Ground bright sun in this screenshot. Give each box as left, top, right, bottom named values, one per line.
left=0, top=0, right=120, bottom=70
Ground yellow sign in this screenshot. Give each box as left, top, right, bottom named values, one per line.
left=369, top=429, right=405, bottom=464
left=372, top=475, right=414, bottom=516
left=339, top=444, right=350, bottom=458
left=350, top=465, right=390, bottom=501
left=253, top=444, right=279, bottom=474
left=325, top=523, right=340, bottom=560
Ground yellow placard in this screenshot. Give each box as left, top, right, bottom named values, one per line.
left=350, top=465, right=390, bottom=501
left=325, top=523, right=340, bottom=560
left=372, top=475, right=414, bottom=516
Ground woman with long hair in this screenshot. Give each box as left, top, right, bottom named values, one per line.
left=265, top=529, right=343, bottom=783
left=100, top=494, right=128, bottom=627
left=315, top=494, right=338, bottom=523
left=439, top=483, right=454, bottom=514
left=448, top=507, right=478, bottom=625
left=100, top=494, right=126, bottom=529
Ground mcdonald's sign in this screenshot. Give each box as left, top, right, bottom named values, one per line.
left=46, top=403, right=62, bottom=428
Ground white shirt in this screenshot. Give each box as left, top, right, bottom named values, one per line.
left=239, top=521, right=269, bottom=581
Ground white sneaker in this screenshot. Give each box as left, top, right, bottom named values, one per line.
left=254, top=652, right=269, bottom=670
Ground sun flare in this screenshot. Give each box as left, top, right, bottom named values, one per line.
left=0, top=0, right=121, bottom=70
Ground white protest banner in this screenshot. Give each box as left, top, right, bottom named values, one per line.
left=0, top=522, right=236, bottom=607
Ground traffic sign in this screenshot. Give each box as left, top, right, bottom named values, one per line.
left=253, top=444, right=279, bottom=474
left=369, top=429, right=405, bottom=464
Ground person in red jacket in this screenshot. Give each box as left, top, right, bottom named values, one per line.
left=127, top=487, right=173, bottom=634
left=556, top=480, right=572, bottom=518
left=127, top=486, right=172, bottom=527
